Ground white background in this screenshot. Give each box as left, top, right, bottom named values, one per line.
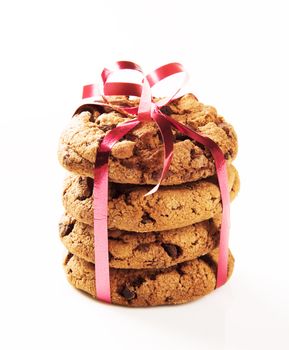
left=0, top=1, right=288, bottom=349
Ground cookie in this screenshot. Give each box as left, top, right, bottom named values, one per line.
left=64, top=248, right=234, bottom=306
left=62, top=165, right=240, bottom=232
left=58, top=93, right=238, bottom=185
left=60, top=213, right=221, bottom=269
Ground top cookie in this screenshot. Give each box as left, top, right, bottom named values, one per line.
left=58, top=94, right=238, bottom=185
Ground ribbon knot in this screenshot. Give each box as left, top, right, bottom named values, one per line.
left=80, top=61, right=231, bottom=303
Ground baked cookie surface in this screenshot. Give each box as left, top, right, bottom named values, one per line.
left=60, top=213, right=221, bottom=269
left=58, top=94, right=238, bottom=185
left=62, top=165, right=240, bottom=232
left=64, top=248, right=234, bottom=307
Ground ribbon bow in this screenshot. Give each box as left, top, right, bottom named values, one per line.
left=80, top=61, right=230, bottom=303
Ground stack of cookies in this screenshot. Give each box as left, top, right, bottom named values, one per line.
left=58, top=93, right=239, bottom=307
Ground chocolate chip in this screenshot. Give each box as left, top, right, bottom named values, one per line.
left=190, top=148, right=195, bottom=158
left=227, top=149, right=234, bottom=158
left=175, top=133, right=187, bottom=142
left=89, top=113, right=96, bottom=122
left=199, top=255, right=217, bottom=274
left=77, top=177, right=94, bottom=200
left=132, top=276, right=145, bottom=288
left=161, top=244, right=183, bottom=259
left=110, top=186, right=123, bottom=199
left=86, top=177, right=94, bottom=192
left=77, top=195, right=90, bottom=201
left=63, top=153, right=70, bottom=161
left=196, top=142, right=206, bottom=151
left=65, top=253, right=73, bottom=265
left=119, top=286, right=136, bottom=300
left=141, top=212, right=156, bottom=225
left=218, top=123, right=233, bottom=139
left=224, top=152, right=231, bottom=160
left=136, top=243, right=150, bottom=252
left=60, top=222, right=75, bottom=237
left=160, top=105, right=174, bottom=115
left=148, top=273, right=157, bottom=280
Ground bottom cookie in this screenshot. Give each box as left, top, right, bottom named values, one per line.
left=64, top=248, right=234, bottom=307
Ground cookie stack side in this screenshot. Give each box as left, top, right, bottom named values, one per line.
left=58, top=93, right=239, bottom=306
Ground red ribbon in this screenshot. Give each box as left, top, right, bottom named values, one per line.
left=80, top=61, right=230, bottom=303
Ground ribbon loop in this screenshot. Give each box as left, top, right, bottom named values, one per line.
left=147, top=63, right=189, bottom=106
left=103, top=82, right=142, bottom=97
left=101, top=61, right=144, bottom=99
left=101, top=61, right=143, bottom=84
left=137, top=78, right=152, bottom=122
left=146, top=62, right=185, bottom=87
left=144, top=108, right=174, bottom=196
left=82, top=84, right=101, bottom=99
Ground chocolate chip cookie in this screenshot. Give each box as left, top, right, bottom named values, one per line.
left=60, top=213, right=221, bottom=269
left=64, top=248, right=234, bottom=306
left=62, top=165, right=239, bottom=232
left=58, top=94, right=238, bottom=185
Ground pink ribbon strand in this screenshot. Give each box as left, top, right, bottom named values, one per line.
left=79, top=61, right=231, bottom=303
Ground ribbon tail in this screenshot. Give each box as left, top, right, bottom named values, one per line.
left=93, top=118, right=141, bottom=303
left=162, top=114, right=231, bottom=288
left=93, top=162, right=110, bottom=302
left=138, top=78, right=153, bottom=122
left=145, top=111, right=174, bottom=196
left=214, top=162, right=231, bottom=287
left=146, top=63, right=189, bottom=107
